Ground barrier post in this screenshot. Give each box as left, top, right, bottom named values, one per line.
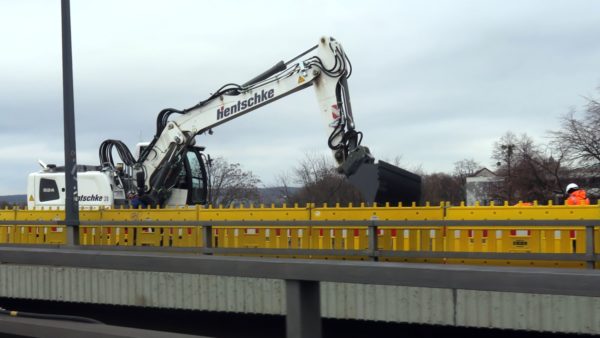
left=586, top=225, right=596, bottom=269
left=286, top=280, right=321, bottom=338
left=202, top=224, right=213, bottom=255
left=368, top=220, right=378, bottom=261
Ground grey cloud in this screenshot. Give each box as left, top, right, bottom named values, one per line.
left=1, top=0, right=600, bottom=194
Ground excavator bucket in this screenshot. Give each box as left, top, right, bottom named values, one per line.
left=348, top=160, right=421, bottom=206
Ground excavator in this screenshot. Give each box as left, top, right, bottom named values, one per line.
left=27, top=36, right=421, bottom=209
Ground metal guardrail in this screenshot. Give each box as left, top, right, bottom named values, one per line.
left=0, top=246, right=598, bottom=297
left=0, top=245, right=599, bottom=338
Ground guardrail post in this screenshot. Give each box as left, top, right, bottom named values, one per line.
left=65, top=220, right=80, bottom=246
left=585, top=225, right=595, bottom=269
left=368, top=220, right=378, bottom=261
left=202, top=224, right=213, bottom=255
left=285, top=280, right=321, bottom=338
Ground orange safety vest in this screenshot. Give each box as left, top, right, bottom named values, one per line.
left=566, top=189, right=590, bottom=205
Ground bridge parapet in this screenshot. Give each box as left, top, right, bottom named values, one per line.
left=0, top=247, right=599, bottom=336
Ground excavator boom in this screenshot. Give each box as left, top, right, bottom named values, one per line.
left=28, top=36, right=422, bottom=209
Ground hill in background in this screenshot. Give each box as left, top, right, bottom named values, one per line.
left=0, top=195, right=26, bottom=205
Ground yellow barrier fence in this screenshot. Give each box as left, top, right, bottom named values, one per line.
left=444, top=202, right=600, bottom=268
left=202, top=203, right=311, bottom=257
left=0, top=202, right=598, bottom=268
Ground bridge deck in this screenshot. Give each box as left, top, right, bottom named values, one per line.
left=0, top=246, right=598, bottom=335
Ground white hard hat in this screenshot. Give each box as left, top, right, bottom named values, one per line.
left=566, top=183, right=579, bottom=194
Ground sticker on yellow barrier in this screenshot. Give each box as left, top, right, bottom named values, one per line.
left=513, top=239, right=528, bottom=247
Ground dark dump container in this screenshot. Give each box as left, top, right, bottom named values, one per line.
left=348, top=160, right=421, bottom=206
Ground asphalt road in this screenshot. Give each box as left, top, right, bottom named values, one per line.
left=0, top=298, right=587, bottom=338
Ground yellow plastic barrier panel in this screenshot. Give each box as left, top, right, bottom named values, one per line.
left=5, top=203, right=599, bottom=268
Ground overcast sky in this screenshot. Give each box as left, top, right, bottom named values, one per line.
left=1, top=0, right=600, bottom=194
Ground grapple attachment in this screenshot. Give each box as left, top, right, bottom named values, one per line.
left=347, top=160, right=421, bottom=206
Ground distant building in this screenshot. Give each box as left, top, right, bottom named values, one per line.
left=465, top=168, right=502, bottom=206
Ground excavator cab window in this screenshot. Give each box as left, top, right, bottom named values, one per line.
left=182, top=147, right=208, bottom=205
left=166, top=146, right=208, bottom=206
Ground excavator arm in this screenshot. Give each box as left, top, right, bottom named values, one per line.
left=119, top=36, right=420, bottom=206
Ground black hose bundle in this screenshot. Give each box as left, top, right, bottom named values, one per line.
left=99, top=139, right=137, bottom=168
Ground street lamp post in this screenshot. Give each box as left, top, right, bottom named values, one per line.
left=61, top=0, right=79, bottom=245
left=501, top=144, right=515, bottom=204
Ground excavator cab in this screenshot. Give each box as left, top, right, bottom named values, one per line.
left=183, top=146, right=210, bottom=205
left=167, top=146, right=209, bottom=206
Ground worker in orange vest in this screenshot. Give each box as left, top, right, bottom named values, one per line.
left=565, top=183, right=590, bottom=205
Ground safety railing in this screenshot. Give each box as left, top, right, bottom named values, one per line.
left=0, top=219, right=597, bottom=269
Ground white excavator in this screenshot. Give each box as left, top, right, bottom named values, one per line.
left=27, top=36, right=421, bottom=210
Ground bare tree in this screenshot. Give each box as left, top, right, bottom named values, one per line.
left=419, top=159, right=481, bottom=205
left=454, top=159, right=480, bottom=178
left=260, top=172, right=299, bottom=205
left=283, top=152, right=362, bottom=206
left=420, top=172, right=463, bottom=205
left=207, top=157, right=261, bottom=207
left=551, top=90, right=600, bottom=172
left=453, top=158, right=482, bottom=201
left=491, top=132, right=572, bottom=204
